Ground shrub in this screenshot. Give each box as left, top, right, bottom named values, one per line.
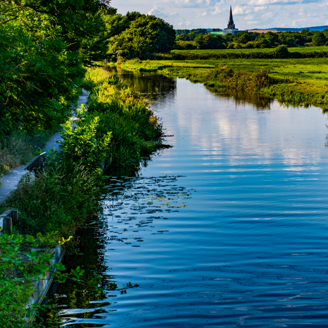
left=60, top=107, right=112, bottom=172
left=83, top=68, right=163, bottom=171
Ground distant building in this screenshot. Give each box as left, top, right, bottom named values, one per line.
left=209, top=6, right=241, bottom=36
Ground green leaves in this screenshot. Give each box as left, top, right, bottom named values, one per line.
left=0, top=233, right=102, bottom=326
left=0, top=0, right=113, bottom=136
left=59, top=106, right=112, bottom=171
left=108, top=13, right=175, bottom=58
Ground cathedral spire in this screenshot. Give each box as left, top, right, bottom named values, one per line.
left=227, top=6, right=235, bottom=29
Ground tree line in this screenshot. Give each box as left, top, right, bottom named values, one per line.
left=175, top=29, right=328, bottom=50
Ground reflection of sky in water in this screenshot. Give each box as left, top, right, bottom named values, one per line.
left=49, top=73, right=328, bottom=328
left=149, top=79, right=327, bottom=175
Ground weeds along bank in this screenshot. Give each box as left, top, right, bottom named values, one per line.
left=0, top=68, right=163, bottom=327
left=120, top=48, right=328, bottom=111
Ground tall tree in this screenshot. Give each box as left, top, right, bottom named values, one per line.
left=0, top=0, right=113, bottom=135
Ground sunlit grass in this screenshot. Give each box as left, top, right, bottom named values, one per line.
left=121, top=56, right=328, bottom=109
left=171, top=46, right=328, bottom=55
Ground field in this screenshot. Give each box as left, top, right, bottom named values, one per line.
left=121, top=56, right=328, bottom=110
left=172, top=46, right=328, bottom=55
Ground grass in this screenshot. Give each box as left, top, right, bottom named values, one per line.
left=120, top=56, right=328, bottom=110
left=172, top=46, right=328, bottom=55
left=119, top=58, right=214, bottom=72
left=2, top=67, right=164, bottom=236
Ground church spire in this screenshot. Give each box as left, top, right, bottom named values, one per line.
left=227, top=6, right=235, bottom=29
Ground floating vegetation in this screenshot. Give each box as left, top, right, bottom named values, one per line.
left=102, top=175, right=194, bottom=248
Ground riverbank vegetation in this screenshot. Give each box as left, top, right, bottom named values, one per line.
left=0, top=66, right=164, bottom=325
left=0, top=1, right=167, bottom=326
left=120, top=47, right=328, bottom=110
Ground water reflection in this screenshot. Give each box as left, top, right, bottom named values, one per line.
left=108, top=67, right=177, bottom=104
left=210, top=90, right=274, bottom=110
left=109, top=67, right=273, bottom=111
left=45, top=70, right=328, bottom=328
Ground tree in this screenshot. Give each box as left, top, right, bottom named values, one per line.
left=109, top=14, right=175, bottom=57
left=312, top=32, right=326, bottom=46
left=0, top=0, right=113, bottom=136
left=233, top=32, right=251, bottom=44
left=195, top=34, right=225, bottom=49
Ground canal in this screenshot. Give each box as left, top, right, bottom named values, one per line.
left=46, top=69, right=328, bottom=327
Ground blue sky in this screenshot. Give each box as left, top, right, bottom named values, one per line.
left=111, top=0, right=328, bottom=30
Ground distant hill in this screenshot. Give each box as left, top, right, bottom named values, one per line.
left=249, top=26, right=328, bottom=32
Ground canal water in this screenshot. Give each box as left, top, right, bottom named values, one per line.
left=47, top=70, right=328, bottom=327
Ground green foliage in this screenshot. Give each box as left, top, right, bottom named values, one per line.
left=120, top=56, right=328, bottom=110
left=312, top=32, right=327, bottom=46
left=108, top=13, right=175, bottom=58
left=60, top=106, right=112, bottom=171
left=174, top=40, right=197, bottom=50
left=171, top=45, right=328, bottom=60
left=194, top=34, right=226, bottom=49
left=0, top=0, right=112, bottom=137
left=175, top=29, right=208, bottom=41
left=173, top=30, right=327, bottom=51
left=0, top=232, right=89, bottom=327
left=0, top=24, right=84, bottom=136
left=83, top=68, right=163, bottom=172
left=5, top=161, right=101, bottom=236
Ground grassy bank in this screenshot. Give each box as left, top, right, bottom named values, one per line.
left=0, top=68, right=164, bottom=327
left=169, top=45, right=328, bottom=60
left=172, top=46, right=328, bottom=55
left=120, top=53, right=328, bottom=110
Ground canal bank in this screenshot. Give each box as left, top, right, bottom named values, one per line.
left=0, top=68, right=165, bottom=327
left=45, top=69, right=328, bottom=328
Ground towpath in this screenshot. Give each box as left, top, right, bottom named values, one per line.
left=0, top=90, right=88, bottom=205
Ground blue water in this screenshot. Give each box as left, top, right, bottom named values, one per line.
left=48, top=72, right=328, bottom=327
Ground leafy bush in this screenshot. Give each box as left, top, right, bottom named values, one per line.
left=109, top=13, right=175, bottom=58
left=60, top=107, right=112, bottom=172
left=83, top=68, right=163, bottom=172
left=174, top=40, right=197, bottom=50
left=206, top=66, right=284, bottom=93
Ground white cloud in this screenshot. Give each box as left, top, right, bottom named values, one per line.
left=167, top=0, right=213, bottom=8
left=246, top=20, right=260, bottom=25
left=211, top=4, right=223, bottom=14
left=112, top=0, right=328, bottom=30
left=261, top=11, right=274, bottom=18
left=233, top=5, right=252, bottom=15
left=178, top=20, right=192, bottom=26
left=197, top=10, right=208, bottom=16
left=245, top=14, right=255, bottom=20
left=148, top=6, right=168, bottom=17
left=254, top=6, right=268, bottom=11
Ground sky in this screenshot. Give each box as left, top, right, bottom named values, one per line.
left=111, top=0, right=328, bottom=30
